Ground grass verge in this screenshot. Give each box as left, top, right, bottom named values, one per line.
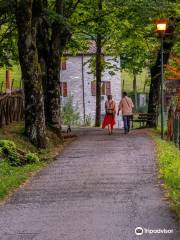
left=0, top=122, right=75, bottom=202
left=0, top=161, right=44, bottom=200
left=150, top=130, right=180, bottom=220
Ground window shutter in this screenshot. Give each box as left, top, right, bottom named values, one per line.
left=61, top=57, right=67, bottom=70
left=106, top=81, right=111, bottom=95
left=91, top=81, right=96, bottom=96
left=63, top=82, right=67, bottom=97
left=101, top=81, right=106, bottom=95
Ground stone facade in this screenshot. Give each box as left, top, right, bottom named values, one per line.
left=60, top=55, right=122, bottom=126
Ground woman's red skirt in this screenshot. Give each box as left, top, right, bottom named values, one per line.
left=102, top=114, right=116, bottom=129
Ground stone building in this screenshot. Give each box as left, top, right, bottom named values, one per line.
left=60, top=47, right=122, bottom=126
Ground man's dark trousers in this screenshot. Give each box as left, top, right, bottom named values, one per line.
left=123, top=115, right=131, bottom=133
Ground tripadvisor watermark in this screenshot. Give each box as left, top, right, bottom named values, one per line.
left=135, top=227, right=174, bottom=236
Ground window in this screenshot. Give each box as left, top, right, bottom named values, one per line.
left=60, top=57, right=67, bottom=70
left=91, top=81, right=111, bottom=96
left=105, top=81, right=111, bottom=95
left=91, top=81, right=96, bottom=96
left=60, top=82, right=68, bottom=97
left=101, top=82, right=106, bottom=95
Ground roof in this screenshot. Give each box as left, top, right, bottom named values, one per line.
left=64, top=41, right=103, bottom=56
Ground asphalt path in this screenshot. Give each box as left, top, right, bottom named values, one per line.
left=0, top=128, right=179, bottom=240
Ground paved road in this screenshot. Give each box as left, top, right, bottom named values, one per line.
left=0, top=128, right=179, bottom=240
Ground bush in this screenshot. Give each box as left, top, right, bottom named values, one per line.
left=8, top=151, right=22, bottom=166
left=26, top=152, right=39, bottom=164
left=0, top=140, right=16, bottom=155
left=0, top=140, right=40, bottom=166
left=62, top=96, right=80, bottom=126
left=0, top=140, right=21, bottom=166
left=0, top=147, right=3, bottom=156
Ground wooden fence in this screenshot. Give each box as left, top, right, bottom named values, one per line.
left=0, top=90, right=24, bottom=128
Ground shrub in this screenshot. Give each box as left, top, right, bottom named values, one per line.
left=8, top=151, right=22, bottom=166
left=0, top=140, right=40, bottom=166
left=26, top=152, right=39, bottom=164
left=62, top=96, right=80, bottom=126
left=0, top=140, right=21, bottom=166
left=0, top=147, right=3, bottom=156
left=0, top=140, right=16, bottom=155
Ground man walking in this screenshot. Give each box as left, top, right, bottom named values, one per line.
left=117, top=92, right=134, bottom=134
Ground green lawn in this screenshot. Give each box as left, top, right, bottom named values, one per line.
left=0, top=160, right=44, bottom=200
left=151, top=132, right=180, bottom=220
left=121, top=69, right=150, bottom=93
left=0, top=122, right=65, bottom=201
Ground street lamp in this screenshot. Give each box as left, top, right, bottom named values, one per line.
left=156, top=19, right=168, bottom=139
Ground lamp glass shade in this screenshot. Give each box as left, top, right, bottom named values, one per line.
left=157, top=23, right=167, bottom=31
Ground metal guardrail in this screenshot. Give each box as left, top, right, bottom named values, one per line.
left=173, top=113, right=180, bottom=149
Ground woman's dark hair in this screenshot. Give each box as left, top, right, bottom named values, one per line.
left=107, top=95, right=112, bottom=100
left=123, top=92, right=127, bottom=97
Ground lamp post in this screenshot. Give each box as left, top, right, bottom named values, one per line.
left=156, top=19, right=167, bottom=139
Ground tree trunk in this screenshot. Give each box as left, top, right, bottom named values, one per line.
left=95, top=33, right=102, bottom=127
left=133, top=72, right=138, bottom=111
left=16, top=0, right=46, bottom=148
left=148, top=21, right=176, bottom=127
left=95, top=0, right=102, bottom=127
left=37, top=0, right=71, bottom=133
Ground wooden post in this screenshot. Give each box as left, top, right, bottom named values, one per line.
left=6, top=69, right=12, bottom=94
left=175, top=85, right=180, bottom=114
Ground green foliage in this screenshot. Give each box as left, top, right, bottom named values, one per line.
left=122, top=69, right=150, bottom=93
left=0, top=122, right=64, bottom=201
left=0, top=140, right=21, bottom=166
left=70, top=0, right=180, bottom=77
left=0, top=140, right=39, bottom=166
left=154, top=136, right=180, bottom=219
left=62, top=96, right=80, bottom=126
left=8, top=151, right=22, bottom=167
left=26, top=152, right=39, bottom=164
left=0, top=0, right=18, bottom=68
left=0, top=140, right=16, bottom=155
left=0, top=147, right=2, bottom=155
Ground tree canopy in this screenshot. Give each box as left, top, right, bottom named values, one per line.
left=0, top=0, right=179, bottom=145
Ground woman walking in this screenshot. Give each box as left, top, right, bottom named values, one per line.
left=102, top=95, right=116, bottom=135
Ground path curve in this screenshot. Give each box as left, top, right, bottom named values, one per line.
left=0, top=128, right=179, bottom=240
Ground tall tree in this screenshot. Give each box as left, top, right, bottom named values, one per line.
left=16, top=0, right=46, bottom=148
left=45, top=0, right=64, bottom=131
left=95, top=0, right=102, bottom=127
left=70, top=0, right=119, bottom=126
left=37, top=0, right=79, bottom=131
left=148, top=18, right=179, bottom=125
